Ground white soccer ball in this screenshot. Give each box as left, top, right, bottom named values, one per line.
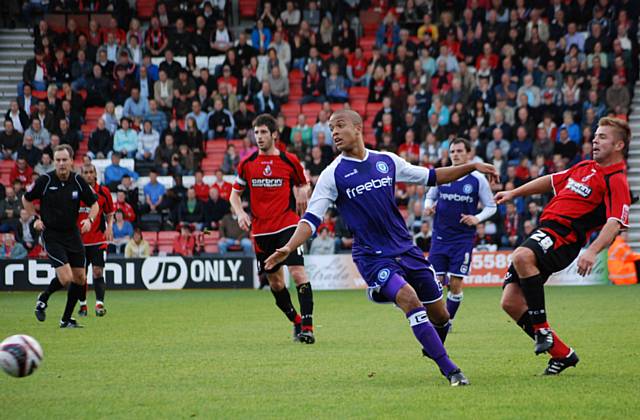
left=0, top=335, right=44, bottom=378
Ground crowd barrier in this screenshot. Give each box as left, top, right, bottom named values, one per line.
left=0, top=250, right=608, bottom=291
left=0, top=256, right=255, bottom=291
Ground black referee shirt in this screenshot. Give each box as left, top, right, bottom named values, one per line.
left=24, top=170, right=97, bottom=233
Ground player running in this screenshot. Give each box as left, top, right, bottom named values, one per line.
left=230, top=114, right=316, bottom=344
left=424, top=138, right=496, bottom=327
left=265, top=110, right=499, bottom=386
left=496, top=117, right=631, bottom=375
left=77, top=164, right=114, bottom=317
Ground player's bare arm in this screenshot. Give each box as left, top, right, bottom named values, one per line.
left=577, top=219, right=622, bottom=276
left=264, top=222, right=313, bottom=270
left=294, top=184, right=311, bottom=216
left=435, top=162, right=499, bottom=185
left=105, top=212, right=115, bottom=242
left=81, top=202, right=100, bottom=233
left=229, top=189, right=251, bottom=231
left=495, top=175, right=553, bottom=204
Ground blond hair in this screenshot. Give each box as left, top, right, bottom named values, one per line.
left=598, top=117, right=631, bottom=155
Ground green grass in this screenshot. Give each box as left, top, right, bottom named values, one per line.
left=1, top=286, right=639, bottom=419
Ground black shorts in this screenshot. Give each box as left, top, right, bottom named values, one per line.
left=254, top=227, right=304, bottom=275
left=503, top=223, right=582, bottom=288
left=84, top=245, right=106, bottom=269
left=42, top=229, right=86, bottom=269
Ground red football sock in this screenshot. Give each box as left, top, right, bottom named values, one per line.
left=532, top=321, right=550, bottom=331
left=302, top=325, right=313, bottom=332
left=548, top=331, right=571, bottom=359
left=293, top=314, right=302, bottom=325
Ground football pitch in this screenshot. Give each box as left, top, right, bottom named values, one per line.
left=1, top=286, right=639, bottom=419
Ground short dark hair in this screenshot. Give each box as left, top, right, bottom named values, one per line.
left=450, top=137, right=472, bottom=152
left=253, top=114, right=278, bottom=134
left=53, top=144, right=74, bottom=159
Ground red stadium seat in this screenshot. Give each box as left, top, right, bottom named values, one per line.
left=137, top=0, right=157, bottom=19
left=281, top=103, right=300, bottom=119
left=239, top=0, right=256, bottom=18
left=157, top=243, right=174, bottom=253
left=204, top=243, right=219, bottom=253
left=86, top=107, right=104, bottom=120
left=32, top=90, right=47, bottom=100
left=142, top=231, right=158, bottom=251
left=300, top=103, right=322, bottom=117
left=349, top=100, right=367, bottom=118
left=158, top=231, right=179, bottom=241
left=359, top=37, right=376, bottom=51
left=366, top=102, right=383, bottom=117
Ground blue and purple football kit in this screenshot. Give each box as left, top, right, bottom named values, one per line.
left=300, top=149, right=461, bottom=378
left=424, top=171, right=496, bottom=319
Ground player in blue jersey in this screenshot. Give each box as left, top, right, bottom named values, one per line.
left=264, top=110, right=499, bottom=386
left=424, top=138, right=497, bottom=327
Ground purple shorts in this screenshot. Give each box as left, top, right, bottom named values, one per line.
left=354, top=246, right=444, bottom=304
left=429, top=239, right=474, bottom=278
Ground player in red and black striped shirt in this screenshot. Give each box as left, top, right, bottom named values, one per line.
left=77, top=164, right=114, bottom=317
left=496, top=117, right=632, bottom=375
left=230, top=114, right=316, bottom=343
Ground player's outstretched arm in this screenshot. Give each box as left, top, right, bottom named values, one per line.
left=577, top=219, right=622, bottom=276
left=435, top=162, right=500, bottom=185
left=264, top=222, right=313, bottom=270
left=494, top=175, right=553, bottom=204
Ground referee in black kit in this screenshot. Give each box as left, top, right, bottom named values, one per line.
left=23, top=145, right=99, bottom=328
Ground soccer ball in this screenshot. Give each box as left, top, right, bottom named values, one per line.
left=0, top=335, right=44, bottom=378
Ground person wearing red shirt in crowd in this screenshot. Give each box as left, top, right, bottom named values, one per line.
left=475, top=42, right=499, bottom=70
left=192, top=169, right=211, bottom=202
left=496, top=117, right=632, bottom=376
left=99, top=17, right=126, bottom=45
left=212, top=168, right=232, bottom=201
left=10, top=158, right=33, bottom=185
left=216, top=66, right=239, bottom=92
left=397, top=130, right=420, bottom=164
left=114, top=191, right=136, bottom=222
left=172, top=223, right=195, bottom=256
left=76, top=164, right=114, bottom=317
left=230, top=114, right=315, bottom=344
left=441, top=29, right=462, bottom=61
left=347, top=47, right=368, bottom=87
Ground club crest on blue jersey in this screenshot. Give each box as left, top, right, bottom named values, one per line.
left=376, top=161, right=389, bottom=174
left=378, top=268, right=391, bottom=281
left=463, top=184, right=473, bottom=194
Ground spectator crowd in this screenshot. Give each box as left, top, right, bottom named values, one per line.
left=0, top=0, right=637, bottom=258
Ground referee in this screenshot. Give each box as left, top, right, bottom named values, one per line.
left=23, top=145, right=99, bottom=328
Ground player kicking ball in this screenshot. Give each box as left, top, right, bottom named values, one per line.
left=424, top=138, right=496, bottom=329
left=230, top=114, right=316, bottom=344
left=77, top=164, right=114, bottom=317
left=496, top=117, right=631, bottom=375
left=265, top=110, right=499, bottom=386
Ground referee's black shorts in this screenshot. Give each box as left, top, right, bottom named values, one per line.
left=42, top=229, right=86, bottom=269
left=254, top=227, right=304, bottom=275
